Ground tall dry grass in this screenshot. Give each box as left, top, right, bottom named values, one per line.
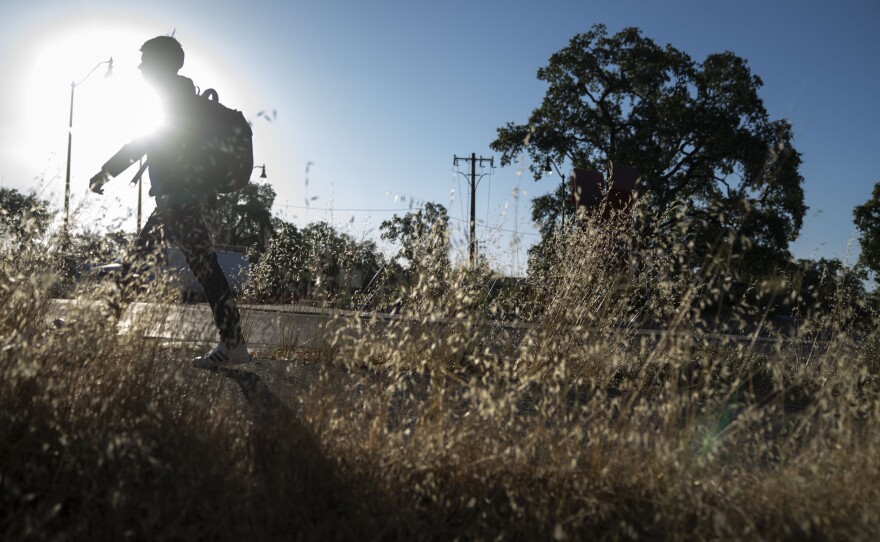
left=2, top=202, right=879, bottom=541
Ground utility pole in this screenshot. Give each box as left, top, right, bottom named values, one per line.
left=136, top=158, right=143, bottom=233
left=453, top=153, right=494, bottom=266
left=63, top=57, right=113, bottom=237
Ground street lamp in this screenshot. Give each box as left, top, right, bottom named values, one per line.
left=254, top=164, right=267, bottom=178
left=543, top=157, right=568, bottom=227
left=63, top=57, right=113, bottom=235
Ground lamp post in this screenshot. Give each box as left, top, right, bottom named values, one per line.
left=254, top=164, right=267, bottom=179
left=543, top=157, right=567, bottom=228
left=63, top=57, right=113, bottom=236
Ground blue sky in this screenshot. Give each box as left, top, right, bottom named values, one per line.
left=0, top=0, right=877, bottom=275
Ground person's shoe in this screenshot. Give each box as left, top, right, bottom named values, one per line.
left=192, top=341, right=251, bottom=369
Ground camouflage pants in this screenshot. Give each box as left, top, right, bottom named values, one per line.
left=117, top=203, right=244, bottom=347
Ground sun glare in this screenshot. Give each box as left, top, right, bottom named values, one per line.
left=13, top=15, right=249, bottom=233
left=103, top=75, right=166, bottom=140
left=21, top=22, right=167, bottom=182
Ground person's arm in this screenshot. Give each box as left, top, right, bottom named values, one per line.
left=89, top=139, right=149, bottom=194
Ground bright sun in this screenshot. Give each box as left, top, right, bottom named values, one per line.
left=0, top=12, right=261, bottom=237
left=22, top=22, right=165, bottom=181
left=11, top=15, right=248, bottom=230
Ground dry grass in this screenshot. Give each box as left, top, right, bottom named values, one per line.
left=2, top=210, right=879, bottom=541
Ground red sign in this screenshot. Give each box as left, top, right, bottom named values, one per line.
left=570, top=165, right=640, bottom=219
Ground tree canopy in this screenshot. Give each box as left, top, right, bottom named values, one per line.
left=70, top=229, right=132, bottom=265
left=208, top=182, right=276, bottom=254
left=0, top=187, right=53, bottom=247
left=854, top=180, right=880, bottom=279
left=248, top=219, right=384, bottom=303
left=491, top=24, right=806, bottom=274
left=380, top=202, right=450, bottom=273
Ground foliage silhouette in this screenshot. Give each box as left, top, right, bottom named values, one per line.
left=208, top=182, right=276, bottom=254
left=0, top=187, right=53, bottom=249
left=854, top=180, right=880, bottom=279
left=491, top=24, right=807, bottom=277
left=380, top=202, right=450, bottom=274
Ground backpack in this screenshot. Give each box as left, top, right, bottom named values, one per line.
left=182, top=88, right=254, bottom=194
left=130, top=88, right=255, bottom=194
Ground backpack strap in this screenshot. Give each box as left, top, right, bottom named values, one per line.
left=129, top=160, right=150, bottom=187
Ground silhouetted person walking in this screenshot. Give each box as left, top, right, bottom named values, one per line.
left=89, top=35, right=250, bottom=368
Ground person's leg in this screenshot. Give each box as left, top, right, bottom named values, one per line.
left=109, top=209, right=169, bottom=314
left=165, top=204, right=245, bottom=351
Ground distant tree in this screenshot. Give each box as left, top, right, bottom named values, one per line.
left=71, top=229, right=133, bottom=265
left=247, top=219, right=305, bottom=302
left=0, top=187, right=53, bottom=248
left=380, top=202, right=450, bottom=274
left=208, top=182, right=276, bottom=254
left=0, top=187, right=58, bottom=293
left=854, top=180, right=880, bottom=279
left=787, top=257, right=867, bottom=328
left=248, top=219, right=384, bottom=303
left=301, top=221, right=383, bottom=298
left=491, top=24, right=806, bottom=276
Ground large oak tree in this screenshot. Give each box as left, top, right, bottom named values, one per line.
left=491, top=25, right=806, bottom=275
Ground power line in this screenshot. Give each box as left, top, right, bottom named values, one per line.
left=485, top=163, right=492, bottom=227
left=452, top=165, right=466, bottom=228
left=446, top=215, right=540, bottom=237
left=271, top=202, right=540, bottom=237
left=272, top=203, right=425, bottom=213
